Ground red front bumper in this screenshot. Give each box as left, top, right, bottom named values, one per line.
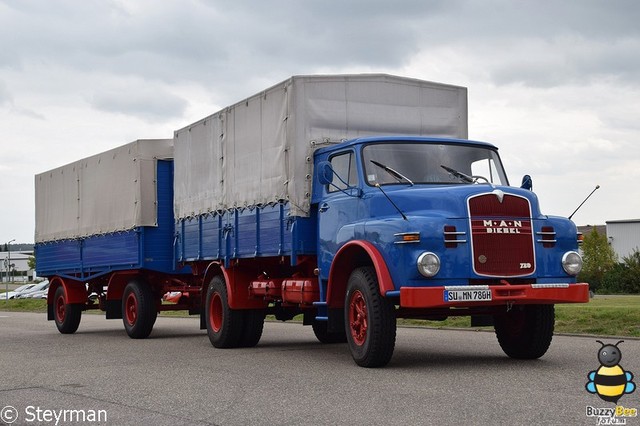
left=400, top=282, right=589, bottom=309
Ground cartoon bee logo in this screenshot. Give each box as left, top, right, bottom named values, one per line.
left=586, top=340, right=636, bottom=403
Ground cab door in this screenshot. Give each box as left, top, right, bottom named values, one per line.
left=317, top=150, right=362, bottom=282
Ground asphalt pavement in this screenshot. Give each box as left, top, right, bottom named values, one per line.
left=1, top=312, right=638, bottom=425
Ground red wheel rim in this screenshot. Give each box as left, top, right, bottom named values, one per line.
left=348, top=290, right=368, bottom=346
left=125, top=292, right=138, bottom=326
left=55, top=294, right=66, bottom=323
left=209, top=293, right=223, bottom=333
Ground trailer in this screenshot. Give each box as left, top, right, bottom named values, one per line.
left=35, top=139, right=195, bottom=337
left=37, top=75, right=588, bottom=367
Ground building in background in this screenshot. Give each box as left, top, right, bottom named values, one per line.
left=606, top=219, right=640, bottom=259
left=1, top=250, right=34, bottom=282
left=578, top=224, right=607, bottom=239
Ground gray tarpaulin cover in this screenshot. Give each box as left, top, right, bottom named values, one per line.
left=174, top=74, right=467, bottom=219
left=35, top=139, right=173, bottom=242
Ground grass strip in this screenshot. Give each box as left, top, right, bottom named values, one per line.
left=2, top=295, right=638, bottom=337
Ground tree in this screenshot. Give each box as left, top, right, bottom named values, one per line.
left=578, top=228, right=617, bottom=293
left=601, top=249, right=640, bottom=294
left=28, top=256, right=36, bottom=271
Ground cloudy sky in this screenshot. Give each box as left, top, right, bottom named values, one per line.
left=1, top=0, right=639, bottom=244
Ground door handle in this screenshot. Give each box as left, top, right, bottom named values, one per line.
left=319, top=203, right=330, bottom=213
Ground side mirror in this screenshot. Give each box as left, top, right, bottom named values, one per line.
left=317, top=161, right=334, bottom=186
left=521, top=174, right=532, bottom=191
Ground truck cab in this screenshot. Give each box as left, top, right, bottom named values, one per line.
left=313, top=136, right=588, bottom=366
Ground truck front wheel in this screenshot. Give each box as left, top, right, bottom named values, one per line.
left=344, top=267, right=396, bottom=367
left=494, top=304, right=554, bottom=359
left=206, top=276, right=244, bottom=348
left=122, top=280, right=157, bottom=339
left=53, top=286, right=82, bottom=334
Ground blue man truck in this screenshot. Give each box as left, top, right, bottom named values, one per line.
left=36, top=75, right=588, bottom=367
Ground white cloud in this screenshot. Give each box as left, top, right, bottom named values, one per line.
left=1, top=0, right=639, bottom=242
left=88, top=80, right=189, bottom=122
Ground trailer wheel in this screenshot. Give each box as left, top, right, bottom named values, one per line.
left=122, top=280, right=157, bottom=339
left=53, top=286, right=82, bottom=334
left=239, top=309, right=266, bottom=348
left=312, top=320, right=347, bottom=344
left=206, top=276, right=244, bottom=348
left=345, top=267, right=396, bottom=367
left=494, top=304, right=554, bottom=359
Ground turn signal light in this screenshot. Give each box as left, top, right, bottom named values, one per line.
left=394, top=232, right=420, bottom=244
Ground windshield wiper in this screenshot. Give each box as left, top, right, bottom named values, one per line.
left=370, top=160, right=414, bottom=186
left=440, top=165, right=474, bottom=184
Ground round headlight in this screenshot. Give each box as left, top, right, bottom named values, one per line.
left=417, top=252, right=441, bottom=277
left=562, top=251, right=583, bottom=276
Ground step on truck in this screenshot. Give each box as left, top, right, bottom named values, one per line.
left=36, top=75, right=589, bottom=367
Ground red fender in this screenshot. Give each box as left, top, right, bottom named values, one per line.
left=202, top=261, right=266, bottom=310
left=106, top=270, right=140, bottom=301
left=326, top=240, right=395, bottom=309
left=47, top=276, right=87, bottom=305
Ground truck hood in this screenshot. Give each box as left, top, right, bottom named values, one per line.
left=363, top=184, right=544, bottom=220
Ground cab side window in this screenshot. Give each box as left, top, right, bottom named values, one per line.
left=328, top=152, right=357, bottom=192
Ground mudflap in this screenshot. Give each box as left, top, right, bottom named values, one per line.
left=105, top=299, right=122, bottom=319
left=327, top=308, right=345, bottom=333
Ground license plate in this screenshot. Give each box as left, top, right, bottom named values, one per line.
left=444, top=289, right=492, bottom=302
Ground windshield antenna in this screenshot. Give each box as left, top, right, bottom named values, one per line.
left=374, top=183, right=408, bottom=221
left=568, top=185, right=600, bottom=220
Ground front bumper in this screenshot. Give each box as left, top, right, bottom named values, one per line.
left=400, top=282, right=589, bottom=309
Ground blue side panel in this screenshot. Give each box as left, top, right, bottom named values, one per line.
left=182, top=217, right=201, bottom=260
left=202, top=214, right=223, bottom=259
left=176, top=203, right=317, bottom=264
left=35, top=160, right=183, bottom=280
left=83, top=232, right=139, bottom=266
left=260, top=204, right=286, bottom=255
left=142, top=160, right=177, bottom=271
left=35, top=240, right=82, bottom=274
left=35, top=230, right=142, bottom=279
left=236, top=209, right=257, bottom=257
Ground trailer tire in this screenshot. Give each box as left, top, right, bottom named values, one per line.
left=312, top=320, right=347, bottom=344
left=206, top=276, right=244, bottom=348
left=122, top=280, right=157, bottom=339
left=239, top=309, right=266, bottom=348
left=494, top=304, right=554, bottom=359
left=345, top=267, right=396, bottom=367
left=53, top=286, right=82, bottom=334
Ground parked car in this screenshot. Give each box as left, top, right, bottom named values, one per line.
left=25, top=281, right=51, bottom=299
left=0, top=283, right=36, bottom=300
left=16, top=281, right=49, bottom=299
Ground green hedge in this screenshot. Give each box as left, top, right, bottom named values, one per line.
left=582, top=250, right=640, bottom=294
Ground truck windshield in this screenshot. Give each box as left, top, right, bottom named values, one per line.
left=362, top=142, right=508, bottom=186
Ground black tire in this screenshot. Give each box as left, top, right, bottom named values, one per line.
left=206, top=276, right=244, bottom=348
left=53, top=286, right=82, bottom=334
left=122, top=280, right=157, bottom=339
left=494, top=304, right=555, bottom=359
left=344, top=267, right=396, bottom=367
left=312, top=320, right=347, bottom=344
left=238, top=309, right=266, bottom=348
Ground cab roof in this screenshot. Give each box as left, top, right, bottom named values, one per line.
left=314, top=136, right=498, bottom=156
